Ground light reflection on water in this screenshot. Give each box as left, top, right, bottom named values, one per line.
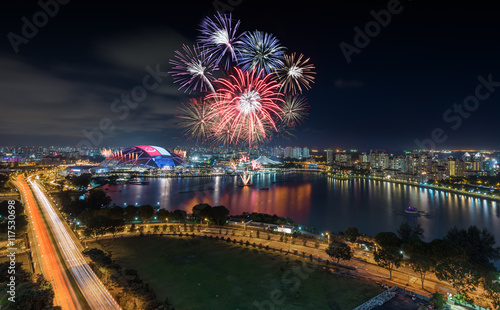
left=103, top=172, right=500, bottom=244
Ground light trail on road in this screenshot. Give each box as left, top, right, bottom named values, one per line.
left=17, top=175, right=81, bottom=310
left=27, top=175, right=121, bottom=310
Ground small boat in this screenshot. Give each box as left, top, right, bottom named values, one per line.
left=259, top=187, right=269, bottom=190
left=238, top=183, right=253, bottom=187
left=404, top=206, right=418, bottom=214
left=128, top=178, right=149, bottom=185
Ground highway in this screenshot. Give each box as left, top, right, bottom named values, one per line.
left=16, top=175, right=81, bottom=310
left=25, top=174, right=121, bottom=310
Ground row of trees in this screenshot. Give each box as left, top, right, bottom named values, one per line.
left=0, top=200, right=28, bottom=235
left=325, top=223, right=500, bottom=308
left=191, top=203, right=230, bottom=225
left=231, top=211, right=296, bottom=226
left=372, top=222, right=500, bottom=307
left=0, top=262, right=60, bottom=309
left=83, top=248, right=175, bottom=310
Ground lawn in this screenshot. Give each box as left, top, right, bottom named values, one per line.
left=95, top=236, right=383, bottom=310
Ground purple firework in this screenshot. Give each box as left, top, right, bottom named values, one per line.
left=197, top=12, right=244, bottom=69
left=237, top=30, right=286, bottom=76
left=169, top=44, right=218, bottom=93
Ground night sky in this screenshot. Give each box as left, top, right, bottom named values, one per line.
left=1, top=0, right=499, bottom=150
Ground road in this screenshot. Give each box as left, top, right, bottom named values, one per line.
left=16, top=175, right=81, bottom=310
left=24, top=175, right=121, bottom=310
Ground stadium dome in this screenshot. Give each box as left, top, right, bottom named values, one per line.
left=99, top=145, right=183, bottom=170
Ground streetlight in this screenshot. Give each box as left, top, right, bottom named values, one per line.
left=325, top=232, right=330, bottom=244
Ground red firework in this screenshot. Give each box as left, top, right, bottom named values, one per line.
left=206, top=67, right=284, bottom=145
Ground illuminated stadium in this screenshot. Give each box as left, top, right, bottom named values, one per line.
left=99, top=145, right=184, bottom=170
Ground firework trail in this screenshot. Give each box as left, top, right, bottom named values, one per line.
left=236, top=30, right=285, bottom=76
left=207, top=67, right=284, bottom=146
left=177, top=97, right=215, bottom=142
left=275, top=53, right=315, bottom=94
left=198, top=12, right=244, bottom=69
left=169, top=44, right=218, bottom=93
left=281, top=95, right=309, bottom=127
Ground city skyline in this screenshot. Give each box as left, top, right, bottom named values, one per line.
left=1, top=1, right=500, bottom=149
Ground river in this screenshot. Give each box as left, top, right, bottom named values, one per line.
left=102, top=172, right=500, bottom=245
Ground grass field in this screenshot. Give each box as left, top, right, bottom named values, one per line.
left=95, top=236, right=383, bottom=310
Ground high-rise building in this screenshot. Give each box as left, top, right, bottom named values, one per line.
left=302, top=147, right=309, bottom=159
left=326, top=149, right=334, bottom=163
left=292, top=147, right=302, bottom=159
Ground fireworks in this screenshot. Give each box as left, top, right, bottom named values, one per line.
left=281, top=95, right=309, bottom=127
left=207, top=67, right=284, bottom=146
left=171, top=13, right=315, bottom=146
left=275, top=53, right=315, bottom=94
left=177, top=97, right=215, bottom=142
left=236, top=30, right=285, bottom=76
left=169, top=44, right=218, bottom=93
left=197, top=13, right=244, bottom=69
left=251, top=159, right=262, bottom=170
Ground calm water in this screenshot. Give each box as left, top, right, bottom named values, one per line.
left=102, top=172, right=500, bottom=243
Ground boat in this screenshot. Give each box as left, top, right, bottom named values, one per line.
left=259, top=187, right=269, bottom=190
left=238, top=183, right=253, bottom=187
left=128, top=177, right=149, bottom=185
left=404, top=206, right=418, bottom=214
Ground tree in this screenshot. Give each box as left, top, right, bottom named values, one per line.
left=344, top=227, right=360, bottom=242
left=410, top=253, right=435, bottom=289
left=0, top=200, right=28, bottom=234
left=428, top=238, right=465, bottom=264
left=124, top=205, right=138, bottom=222
left=435, top=259, right=480, bottom=304
left=430, top=292, right=447, bottom=310
left=69, top=173, right=91, bottom=189
left=445, top=226, right=500, bottom=270
left=192, top=203, right=211, bottom=222
left=326, top=241, right=353, bottom=266
left=373, top=247, right=403, bottom=280
left=483, top=271, right=500, bottom=310
left=138, top=205, right=154, bottom=222
left=0, top=173, right=9, bottom=189
left=85, top=189, right=111, bottom=210
left=157, top=209, right=170, bottom=222
left=0, top=262, right=59, bottom=310
left=210, top=205, right=229, bottom=225
left=375, top=232, right=401, bottom=249
left=171, top=209, right=187, bottom=222
left=397, top=221, right=424, bottom=242
left=106, top=205, right=124, bottom=220
left=85, top=215, right=114, bottom=239
left=82, top=248, right=112, bottom=267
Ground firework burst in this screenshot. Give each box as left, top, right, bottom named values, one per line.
left=169, top=44, right=218, bottom=93
left=236, top=30, right=285, bottom=76
left=197, top=13, right=244, bottom=69
left=281, top=95, right=309, bottom=127
left=207, top=67, right=284, bottom=146
left=275, top=53, right=315, bottom=94
left=177, top=97, right=215, bottom=142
